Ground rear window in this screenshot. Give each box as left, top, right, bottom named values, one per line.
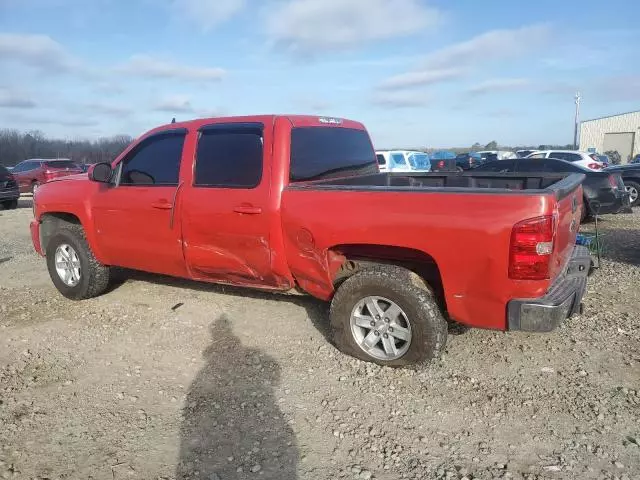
left=45, top=160, right=78, bottom=169
left=290, top=127, right=377, bottom=182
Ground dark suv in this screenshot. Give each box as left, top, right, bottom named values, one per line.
left=0, top=165, right=20, bottom=209
left=11, top=159, right=83, bottom=193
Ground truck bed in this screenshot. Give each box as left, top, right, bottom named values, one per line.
left=289, top=171, right=584, bottom=200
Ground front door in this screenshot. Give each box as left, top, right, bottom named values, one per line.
left=180, top=122, right=281, bottom=288
left=91, top=130, right=188, bottom=277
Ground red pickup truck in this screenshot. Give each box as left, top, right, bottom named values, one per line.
left=30, top=115, right=591, bottom=366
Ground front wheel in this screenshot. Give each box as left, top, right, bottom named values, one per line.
left=45, top=223, right=111, bottom=300
left=330, top=265, right=447, bottom=367
left=625, top=180, right=640, bottom=207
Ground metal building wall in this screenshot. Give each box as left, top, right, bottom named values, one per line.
left=579, top=111, right=640, bottom=161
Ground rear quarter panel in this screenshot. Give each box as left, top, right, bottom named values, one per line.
left=281, top=188, right=564, bottom=330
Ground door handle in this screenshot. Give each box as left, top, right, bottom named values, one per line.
left=151, top=201, right=173, bottom=210
left=233, top=205, right=262, bottom=215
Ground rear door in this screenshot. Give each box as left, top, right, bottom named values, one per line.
left=180, top=122, right=277, bottom=287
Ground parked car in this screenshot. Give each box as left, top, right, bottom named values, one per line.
left=31, top=114, right=590, bottom=367
left=11, top=159, right=84, bottom=193
left=472, top=157, right=631, bottom=219
left=516, top=149, right=538, bottom=158
left=375, top=150, right=431, bottom=172
left=454, top=152, right=484, bottom=171
left=78, top=163, right=93, bottom=173
left=525, top=150, right=605, bottom=171
left=605, top=163, right=640, bottom=207
left=477, top=150, right=517, bottom=160
left=0, top=164, right=19, bottom=209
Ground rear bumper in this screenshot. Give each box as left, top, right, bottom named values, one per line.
left=590, top=190, right=632, bottom=215
left=507, top=246, right=591, bottom=332
left=30, top=219, right=44, bottom=256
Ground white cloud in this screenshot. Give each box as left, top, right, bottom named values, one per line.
left=266, top=0, right=441, bottom=53
left=466, top=78, right=530, bottom=96
left=378, top=68, right=465, bottom=90
left=173, top=0, right=246, bottom=31
left=118, top=55, right=226, bottom=82
left=371, top=91, right=430, bottom=109
left=422, top=24, right=550, bottom=69
left=152, top=95, right=194, bottom=113
left=0, top=33, right=77, bottom=72
left=0, top=88, right=37, bottom=108
left=83, top=102, right=132, bottom=116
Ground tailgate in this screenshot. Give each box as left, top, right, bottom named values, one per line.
left=551, top=183, right=583, bottom=280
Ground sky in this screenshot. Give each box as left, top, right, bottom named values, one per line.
left=0, top=0, right=639, bottom=148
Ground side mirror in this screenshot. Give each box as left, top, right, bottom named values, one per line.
left=89, top=162, right=113, bottom=183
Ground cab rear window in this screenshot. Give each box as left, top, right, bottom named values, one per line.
left=290, top=127, right=377, bottom=182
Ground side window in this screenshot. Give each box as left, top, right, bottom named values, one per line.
left=565, top=153, right=582, bottom=162
left=390, top=153, right=406, bottom=167
left=194, top=124, right=263, bottom=188
left=376, top=154, right=386, bottom=166
left=119, top=132, right=185, bottom=186
left=527, top=153, right=546, bottom=159
left=14, top=162, right=35, bottom=172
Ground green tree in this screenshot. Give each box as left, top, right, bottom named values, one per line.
left=485, top=140, right=498, bottom=150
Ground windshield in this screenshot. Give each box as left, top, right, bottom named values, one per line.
left=408, top=153, right=430, bottom=169
left=289, top=127, right=377, bottom=182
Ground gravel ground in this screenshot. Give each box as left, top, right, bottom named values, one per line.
left=0, top=198, right=639, bottom=480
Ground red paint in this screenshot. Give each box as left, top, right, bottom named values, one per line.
left=30, top=115, right=582, bottom=331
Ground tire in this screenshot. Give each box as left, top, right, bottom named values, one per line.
left=1, top=199, right=18, bottom=210
left=330, top=265, right=447, bottom=367
left=45, top=223, right=111, bottom=300
left=581, top=197, right=590, bottom=222
left=625, top=180, right=640, bottom=208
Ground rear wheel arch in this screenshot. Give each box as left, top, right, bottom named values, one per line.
left=328, top=244, right=446, bottom=309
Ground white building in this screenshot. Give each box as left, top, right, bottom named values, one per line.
left=580, top=110, right=640, bottom=164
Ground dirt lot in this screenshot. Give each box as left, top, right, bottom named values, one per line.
left=1, top=199, right=639, bottom=480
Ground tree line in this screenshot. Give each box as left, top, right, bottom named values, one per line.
left=0, top=129, right=133, bottom=167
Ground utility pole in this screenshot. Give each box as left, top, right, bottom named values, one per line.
left=573, top=91, right=581, bottom=150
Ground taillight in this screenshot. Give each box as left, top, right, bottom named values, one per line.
left=587, top=163, right=602, bottom=170
left=438, top=160, right=444, bottom=168
left=608, top=175, right=618, bottom=189
left=509, top=215, right=555, bottom=280
left=469, top=158, right=475, bottom=166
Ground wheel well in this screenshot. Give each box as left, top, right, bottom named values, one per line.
left=330, top=244, right=446, bottom=308
left=40, top=212, right=82, bottom=253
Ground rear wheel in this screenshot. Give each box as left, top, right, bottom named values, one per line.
left=1, top=199, right=18, bottom=210
left=625, top=180, right=640, bottom=207
left=45, top=223, right=111, bottom=300
left=330, top=265, right=447, bottom=367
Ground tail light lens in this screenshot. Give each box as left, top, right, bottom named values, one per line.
left=608, top=175, right=618, bottom=189
left=438, top=160, right=444, bottom=168
left=587, top=163, right=603, bottom=170
left=509, top=215, right=555, bottom=280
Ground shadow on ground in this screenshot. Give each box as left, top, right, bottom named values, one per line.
left=110, top=269, right=334, bottom=342
left=598, top=227, right=640, bottom=266
left=176, top=316, right=298, bottom=479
